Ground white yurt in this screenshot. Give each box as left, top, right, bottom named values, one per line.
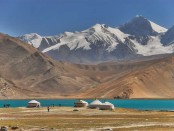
left=74, top=100, right=88, bottom=107
left=99, top=101, right=115, bottom=110
left=88, top=99, right=102, bottom=109
left=27, top=100, right=41, bottom=108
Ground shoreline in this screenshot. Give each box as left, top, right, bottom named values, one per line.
left=1, top=99, right=174, bottom=111
left=0, top=106, right=174, bottom=130
left=0, top=105, right=174, bottom=112
left=1, top=98, right=174, bottom=100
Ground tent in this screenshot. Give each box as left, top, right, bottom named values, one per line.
left=88, top=100, right=102, bottom=109
left=88, top=100, right=115, bottom=110
left=27, top=100, right=41, bottom=108
left=99, top=101, right=115, bottom=110
left=74, top=100, right=88, bottom=107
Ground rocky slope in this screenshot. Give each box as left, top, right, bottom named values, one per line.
left=0, top=33, right=97, bottom=99
left=79, top=55, right=174, bottom=99
left=19, top=16, right=174, bottom=63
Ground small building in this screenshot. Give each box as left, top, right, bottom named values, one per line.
left=74, top=100, right=88, bottom=107
left=27, top=100, right=41, bottom=108
left=88, top=99, right=102, bottom=109
left=99, top=102, right=115, bottom=110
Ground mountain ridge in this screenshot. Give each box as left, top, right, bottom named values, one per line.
left=18, top=16, right=174, bottom=63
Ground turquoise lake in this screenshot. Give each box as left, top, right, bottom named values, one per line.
left=1, top=99, right=174, bottom=111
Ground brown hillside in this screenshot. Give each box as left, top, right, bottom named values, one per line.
left=0, top=34, right=95, bottom=99
left=79, top=56, right=174, bottom=99
left=1, top=33, right=174, bottom=99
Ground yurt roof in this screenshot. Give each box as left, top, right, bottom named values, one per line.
left=104, top=101, right=114, bottom=105
left=90, top=100, right=102, bottom=105
left=79, top=100, right=88, bottom=104
left=28, top=100, right=40, bottom=104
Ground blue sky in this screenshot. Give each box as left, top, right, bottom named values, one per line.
left=0, top=0, right=174, bottom=36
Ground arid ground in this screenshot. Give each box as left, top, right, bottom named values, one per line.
left=0, top=107, right=174, bottom=131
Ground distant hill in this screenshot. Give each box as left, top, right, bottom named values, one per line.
left=79, top=55, right=174, bottom=99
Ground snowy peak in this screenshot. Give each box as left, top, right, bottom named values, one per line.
left=119, top=15, right=167, bottom=36
left=18, top=33, right=43, bottom=48
left=19, top=33, right=42, bottom=41
left=63, top=32, right=74, bottom=37
left=87, top=23, right=126, bottom=41
left=149, top=20, right=167, bottom=33
left=83, top=24, right=107, bottom=34
left=44, top=23, right=127, bottom=53
left=91, top=23, right=103, bottom=30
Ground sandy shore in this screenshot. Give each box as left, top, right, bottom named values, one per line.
left=0, top=107, right=174, bottom=130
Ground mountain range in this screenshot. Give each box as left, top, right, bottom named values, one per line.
left=19, top=16, right=174, bottom=63
left=1, top=16, right=174, bottom=99
left=1, top=33, right=174, bottom=99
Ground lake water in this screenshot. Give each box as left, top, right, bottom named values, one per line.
left=0, top=99, right=174, bottom=111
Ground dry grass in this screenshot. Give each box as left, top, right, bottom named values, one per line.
left=0, top=107, right=174, bottom=130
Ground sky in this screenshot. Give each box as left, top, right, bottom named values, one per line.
left=0, top=0, right=174, bottom=36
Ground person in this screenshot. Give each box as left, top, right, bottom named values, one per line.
left=47, top=106, right=50, bottom=112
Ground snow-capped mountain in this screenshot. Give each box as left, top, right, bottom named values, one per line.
left=119, top=15, right=167, bottom=36
left=18, top=16, right=174, bottom=63
left=19, top=33, right=42, bottom=48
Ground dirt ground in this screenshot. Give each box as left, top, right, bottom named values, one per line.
left=0, top=107, right=174, bottom=131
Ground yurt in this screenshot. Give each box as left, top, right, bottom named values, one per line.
left=74, top=100, right=88, bottom=107
left=88, top=99, right=102, bottom=109
left=99, top=102, right=115, bottom=110
left=27, top=100, right=41, bottom=108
